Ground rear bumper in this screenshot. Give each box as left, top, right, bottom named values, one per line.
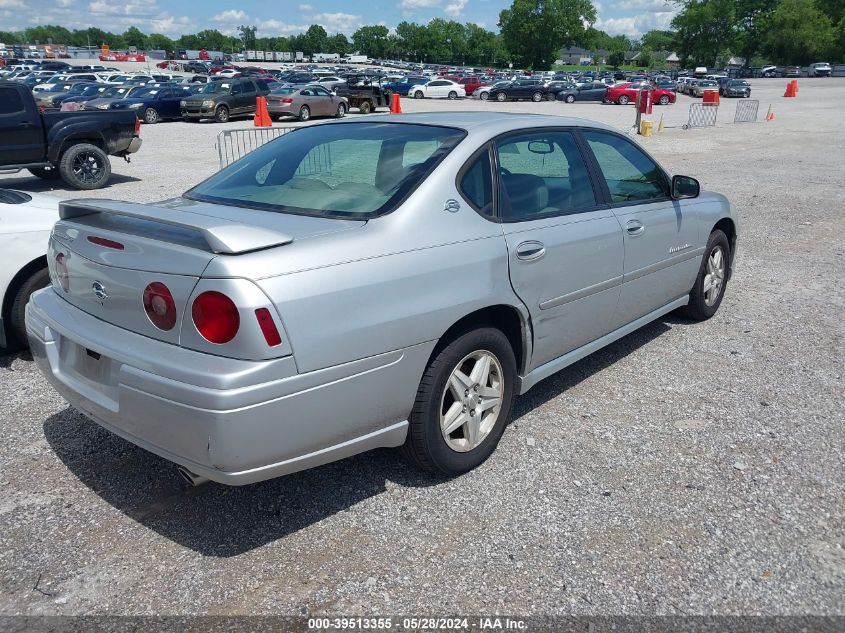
left=26, top=288, right=432, bottom=485
left=181, top=108, right=215, bottom=118
left=115, top=137, right=142, bottom=157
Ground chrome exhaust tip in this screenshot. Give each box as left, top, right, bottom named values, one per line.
left=177, top=466, right=209, bottom=487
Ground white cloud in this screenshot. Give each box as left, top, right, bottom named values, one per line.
left=57, top=0, right=73, bottom=6
left=298, top=3, right=313, bottom=10
left=0, top=0, right=24, bottom=7
left=212, top=9, right=249, bottom=22
left=612, top=0, right=672, bottom=10
left=307, top=11, right=363, bottom=33
left=444, top=0, right=467, bottom=15
left=594, top=10, right=677, bottom=37
left=150, top=15, right=192, bottom=34
left=400, top=0, right=440, bottom=9
left=255, top=18, right=310, bottom=35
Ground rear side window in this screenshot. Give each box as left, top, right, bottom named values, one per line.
left=583, top=131, right=668, bottom=203
left=242, top=81, right=256, bottom=93
left=459, top=149, right=493, bottom=216
left=0, top=88, right=25, bottom=115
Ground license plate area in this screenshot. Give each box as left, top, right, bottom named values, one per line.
left=58, top=336, right=120, bottom=409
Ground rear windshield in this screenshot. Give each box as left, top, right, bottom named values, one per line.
left=185, top=122, right=466, bottom=219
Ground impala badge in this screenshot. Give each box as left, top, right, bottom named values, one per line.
left=92, top=281, right=108, bottom=301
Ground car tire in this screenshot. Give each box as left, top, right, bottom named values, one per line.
left=480, top=92, right=489, bottom=101
left=680, top=229, right=730, bottom=321
left=531, top=91, right=543, bottom=102
left=401, top=327, right=516, bottom=476
left=359, top=100, right=372, bottom=113
left=659, top=95, right=669, bottom=105
left=448, top=91, right=457, bottom=100
left=143, top=107, right=159, bottom=124
left=618, top=94, right=629, bottom=105
left=214, top=105, right=229, bottom=123
left=8, top=267, right=50, bottom=347
left=298, top=105, right=310, bottom=121
left=28, top=167, right=60, bottom=180
left=414, top=90, right=424, bottom=99
left=565, top=94, right=575, bottom=103
left=335, top=102, right=346, bottom=118
left=58, top=143, right=111, bottom=190
left=496, top=92, right=506, bottom=102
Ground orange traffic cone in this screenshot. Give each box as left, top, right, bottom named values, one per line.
left=390, top=92, right=402, bottom=114
left=783, top=81, right=796, bottom=98
left=254, top=96, right=272, bottom=127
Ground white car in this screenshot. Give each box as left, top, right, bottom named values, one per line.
left=809, top=62, right=832, bottom=77
left=215, top=69, right=239, bottom=78
left=409, top=79, right=466, bottom=99
left=0, top=190, right=58, bottom=350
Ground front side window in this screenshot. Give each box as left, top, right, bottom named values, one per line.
left=496, top=131, right=596, bottom=221
left=583, top=131, right=668, bottom=203
left=186, top=123, right=465, bottom=218
left=0, top=88, right=24, bottom=115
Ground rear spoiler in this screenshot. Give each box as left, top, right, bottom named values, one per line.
left=59, top=199, right=293, bottom=255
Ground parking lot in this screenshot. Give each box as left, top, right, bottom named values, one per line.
left=1, top=78, right=843, bottom=617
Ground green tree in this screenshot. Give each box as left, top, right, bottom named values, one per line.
left=303, top=24, right=328, bottom=54
left=351, top=25, right=390, bottom=58
left=732, top=0, right=778, bottom=67
left=238, top=25, right=257, bottom=50
left=498, top=0, right=597, bottom=69
left=762, top=0, right=835, bottom=64
left=122, top=26, right=147, bottom=49
left=329, top=33, right=350, bottom=55
left=0, top=30, right=23, bottom=44
left=639, top=46, right=655, bottom=68
left=395, top=21, right=427, bottom=60
left=195, top=29, right=229, bottom=51
left=671, top=0, right=737, bottom=67
left=607, top=49, right=625, bottom=67
left=147, top=33, right=174, bottom=52
left=24, top=25, right=74, bottom=45
left=640, top=29, right=676, bottom=51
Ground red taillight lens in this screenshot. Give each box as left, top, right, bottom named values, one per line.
left=192, top=291, right=239, bottom=344
left=254, top=308, right=282, bottom=347
left=87, top=235, right=124, bottom=250
left=281, top=98, right=293, bottom=103
left=143, top=282, right=177, bottom=331
left=55, top=252, right=70, bottom=292
left=134, top=116, right=141, bottom=135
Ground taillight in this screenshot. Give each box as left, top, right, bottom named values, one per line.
left=281, top=98, right=293, bottom=103
left=87, top=235, right=124, bottom=250
left=254, top=308, right=282, bottom=346
left=55, top=252, right=70, bottom=292
left=143, top=282, right=177, bottom=330
left=134, top=116, right=141, bottom=135
left=192, top=291, right=239, bottom=344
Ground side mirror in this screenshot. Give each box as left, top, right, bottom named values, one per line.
left=672, top=175, right=700, bottom=199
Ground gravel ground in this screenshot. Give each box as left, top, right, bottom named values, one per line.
left=0, top=78, right=843, bottom=618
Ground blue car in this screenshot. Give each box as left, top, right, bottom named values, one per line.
left=384, top=76, right=429, bottom=95
left=110, top=85, right=194, bottom=123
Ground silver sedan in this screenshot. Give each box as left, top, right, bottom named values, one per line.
left=266, top=84, right=349, bottom=121
left=27, top=113, right=738, bottom=485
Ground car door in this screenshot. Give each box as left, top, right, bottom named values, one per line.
left=581, top=130, right=701, bottom=329
left=587, top=82, right=607, bottom=100
left=0, top=85, right=43, bottom=164
left=496, top=130, right=624, bottom=369
left=311, top=86, right=334, bottom=116
left=426, top=80, right=444, bottom=97
left=159, top=88, right=182, bottom=118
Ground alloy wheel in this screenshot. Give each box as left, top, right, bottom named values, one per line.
left=703, top=245, right=726, bottom=306
left=439, top=350, right=504, bottom=453
left=71, top=151, right=105, bottom=186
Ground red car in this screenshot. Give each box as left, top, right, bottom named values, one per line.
left=454, top=76, right=490, bottom=96
left=606, top=82, right=676, bottom=105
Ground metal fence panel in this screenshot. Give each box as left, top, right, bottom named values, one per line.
left=734, top=99, right=759, bottom=123
left=686, top=103, right=718, bottom=128
left=216, top=127, right=295, bottom=169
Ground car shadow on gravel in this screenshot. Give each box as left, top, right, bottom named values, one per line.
left=42, top=316, right=678, bottom=557
left=0, top=349, right=32, bottom=369
left=0, top=173, right=142, bottom=194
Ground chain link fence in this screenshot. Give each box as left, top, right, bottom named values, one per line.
left=734, top=99, right=760, bottom=123
left=684, top=104, right=719, bottom=129
left=216, top=127, right=295, bottom=169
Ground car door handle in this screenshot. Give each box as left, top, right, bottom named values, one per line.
left=18, top=121, right=34, bottom=128
left=516, top=241, right=546, bottom=261
left=626, top=220, right=645, bottom=236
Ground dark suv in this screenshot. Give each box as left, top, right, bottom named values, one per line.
left=180, top=77, right=269, bottom=122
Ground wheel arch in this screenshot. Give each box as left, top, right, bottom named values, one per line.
left=429, top=304, right=531, bottom=380
left=1, top=255, right=47, bottom=347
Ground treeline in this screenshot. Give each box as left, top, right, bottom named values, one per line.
left=0, top=0, right=842, bottom=69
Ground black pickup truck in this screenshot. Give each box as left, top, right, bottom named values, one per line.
left=0, top=81, right=142, bottom=190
